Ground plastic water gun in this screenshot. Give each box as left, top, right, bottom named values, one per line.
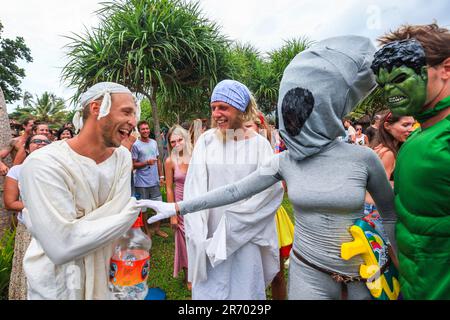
left=341, top=217, right=400, bottom=300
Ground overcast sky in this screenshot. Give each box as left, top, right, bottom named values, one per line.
left=1, top=0, right=449, bottom=112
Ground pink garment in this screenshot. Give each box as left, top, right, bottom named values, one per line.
left=173, top=161, right=188, bottom=278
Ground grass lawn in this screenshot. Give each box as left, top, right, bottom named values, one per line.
left=147, top=194, right=294, bottom=300
left=147, top=223, right=191, bottom=300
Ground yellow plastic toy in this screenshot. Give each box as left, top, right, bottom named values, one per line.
left=341, top=218, right=400, bottom=300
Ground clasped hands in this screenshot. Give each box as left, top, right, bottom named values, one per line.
left=136, top=199, right=178, bottom=224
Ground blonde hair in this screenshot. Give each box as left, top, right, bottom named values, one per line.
left=247, top=110, right=273, bottom=143
left=167, top=125, right=192, bottom=164
left=240, top=96, right=260, bottom=123
left=189, top=119, right=203, bottom=146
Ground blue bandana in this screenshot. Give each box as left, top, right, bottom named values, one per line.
left=211, top=80, right=251, bottom=112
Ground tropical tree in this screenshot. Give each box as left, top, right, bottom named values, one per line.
left=225, top=43, right=263, bottom=88
left=350, top=87, right=388, bottom=122
left=0, top=21, right=33, bottom=103
left=222, top=43, right=271, bottom=113
left=62, top=0, right=229, bottom=156
left=269, top=37, right=314, bottom=79
left=257, top=37, right=314, bottom=115
left=10, top=92, right=69, bottom=127
left=7, top=105, right=33, bottom=123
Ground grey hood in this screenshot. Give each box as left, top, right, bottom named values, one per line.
left=277, top=35, right=377, bottom=160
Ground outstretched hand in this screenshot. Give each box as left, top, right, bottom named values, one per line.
left=136, top=199, right=177, bottom=224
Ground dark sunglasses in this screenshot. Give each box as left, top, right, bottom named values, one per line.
left=31, top=139, right=51, bottom=145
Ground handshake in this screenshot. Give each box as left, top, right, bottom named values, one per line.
left=136, top=200, right=178, bottom=224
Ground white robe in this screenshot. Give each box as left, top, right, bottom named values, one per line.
left=19, top=141, right=140, bottom=300
left=184, top=130, right=283, bottom=300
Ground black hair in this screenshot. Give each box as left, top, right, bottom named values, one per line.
left=56, top=127, right=74, bottom=140
left=24, top=135, right=34, bottom=152
left=371, top=39, right=426, bottom=75
left=22, top=118, right=34, bottom=127
left=137, top=120, right=150, bottom=131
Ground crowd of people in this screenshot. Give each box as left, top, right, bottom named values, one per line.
left=1, top=22, right=448, bottom=300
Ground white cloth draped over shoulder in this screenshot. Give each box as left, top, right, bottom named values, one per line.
left=19, top=141, right=140, bottom=300
left=183, top=129, right=283, bottom=297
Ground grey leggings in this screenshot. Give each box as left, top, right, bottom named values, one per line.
left=288, top=253, right=371, bottom=300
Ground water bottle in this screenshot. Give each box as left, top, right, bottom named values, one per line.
left=109, top=196, right=152, bottom=300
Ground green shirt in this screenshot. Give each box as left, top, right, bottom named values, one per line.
left=394, top=111, right=450, bottom=299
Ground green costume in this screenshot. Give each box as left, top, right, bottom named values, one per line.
left=372, top=40, right=450, bottom=299
left=394, top=97, right=450, bottom=299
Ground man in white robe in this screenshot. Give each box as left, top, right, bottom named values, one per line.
left=19, top=82, right=142, bottom=299
left=182, top=80, right=283, bottom=299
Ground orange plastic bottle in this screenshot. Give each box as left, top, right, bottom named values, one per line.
left=109, top=209, right=152, bottom=300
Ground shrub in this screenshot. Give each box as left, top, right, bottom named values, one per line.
left=0, top=228, right=16, bottom=300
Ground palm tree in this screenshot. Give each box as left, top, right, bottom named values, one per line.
left=62, top=0, right=229, bottom=156
left=11, top=92, right=69, bottom=126
left=350, top=87, right=388, bottom=122
left=257, top=37, right=314, bottom=114
left=269, top=37, right=314, bottom=79
left=28, top=92, right=68, bottom=124
left=226, top=43, right=263, bottom=87
left=22, top=91, right=33, bottom=107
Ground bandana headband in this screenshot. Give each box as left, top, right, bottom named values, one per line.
left=71, top=82, right=140, bottom=132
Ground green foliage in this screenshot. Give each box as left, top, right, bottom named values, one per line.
left=350, top=87, right=388, bottom=121
left=225, top=43, right=263, bottom=88
left=0, top=21, right=33, bottom=103
left=61, top=0, right=231, bottom=158
left=223, top=43, right=270, bottom=113
left=9, top=91, right=70, bottom=127
left=257, top=37, right=314, bottom=114
left=62, top=0, right=228, bottom=111
left=224, top=37, right=314, bottom=115
left=281, top=193, right=294, bottom=223
left=269, top=37, right=314, bottom=80
left=155, top=86, right=211, bottom=126
left=0, top=228, right=15, bottom=300
left=61, top=1, right=320, bottom=126
left=64, top=108, right=78, bottom=125
left=8, top=105, right=34, bottom=123
left=139, top=98, right=152, bottom=123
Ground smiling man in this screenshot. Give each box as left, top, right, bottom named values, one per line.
left=179, top=79, right=283, bottom=300
left=19, top=82, right=142, bottom=299
left=132, top=120, right=167, bottom=238
left=371, top=23, right=450, bottom=299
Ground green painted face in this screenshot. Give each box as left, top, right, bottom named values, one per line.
left=376, top=65, right=428, bottom=116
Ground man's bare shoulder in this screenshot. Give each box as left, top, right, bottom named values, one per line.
left=3, top=137, right=19, bottom=149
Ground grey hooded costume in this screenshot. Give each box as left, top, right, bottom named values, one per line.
left=177, top=36, right=397, bottom=299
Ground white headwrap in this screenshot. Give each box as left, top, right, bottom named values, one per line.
left=72, top=82, right=141, bottom=132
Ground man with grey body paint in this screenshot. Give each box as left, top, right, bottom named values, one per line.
left=141, top=36, right=397, bottom=300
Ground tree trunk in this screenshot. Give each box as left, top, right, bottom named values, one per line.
left=0, top=87, right=13, bottom=238
left=143, top=88, right=164, bottom=174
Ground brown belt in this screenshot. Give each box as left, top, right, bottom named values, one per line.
left=292, top=249, right=391, bottom=299
left=293, top=249, right=366, bottom=283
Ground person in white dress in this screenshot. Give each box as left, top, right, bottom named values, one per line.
left=179, top=80, right=283, bottom=300
left=19, top=82, right=143, bottom=299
